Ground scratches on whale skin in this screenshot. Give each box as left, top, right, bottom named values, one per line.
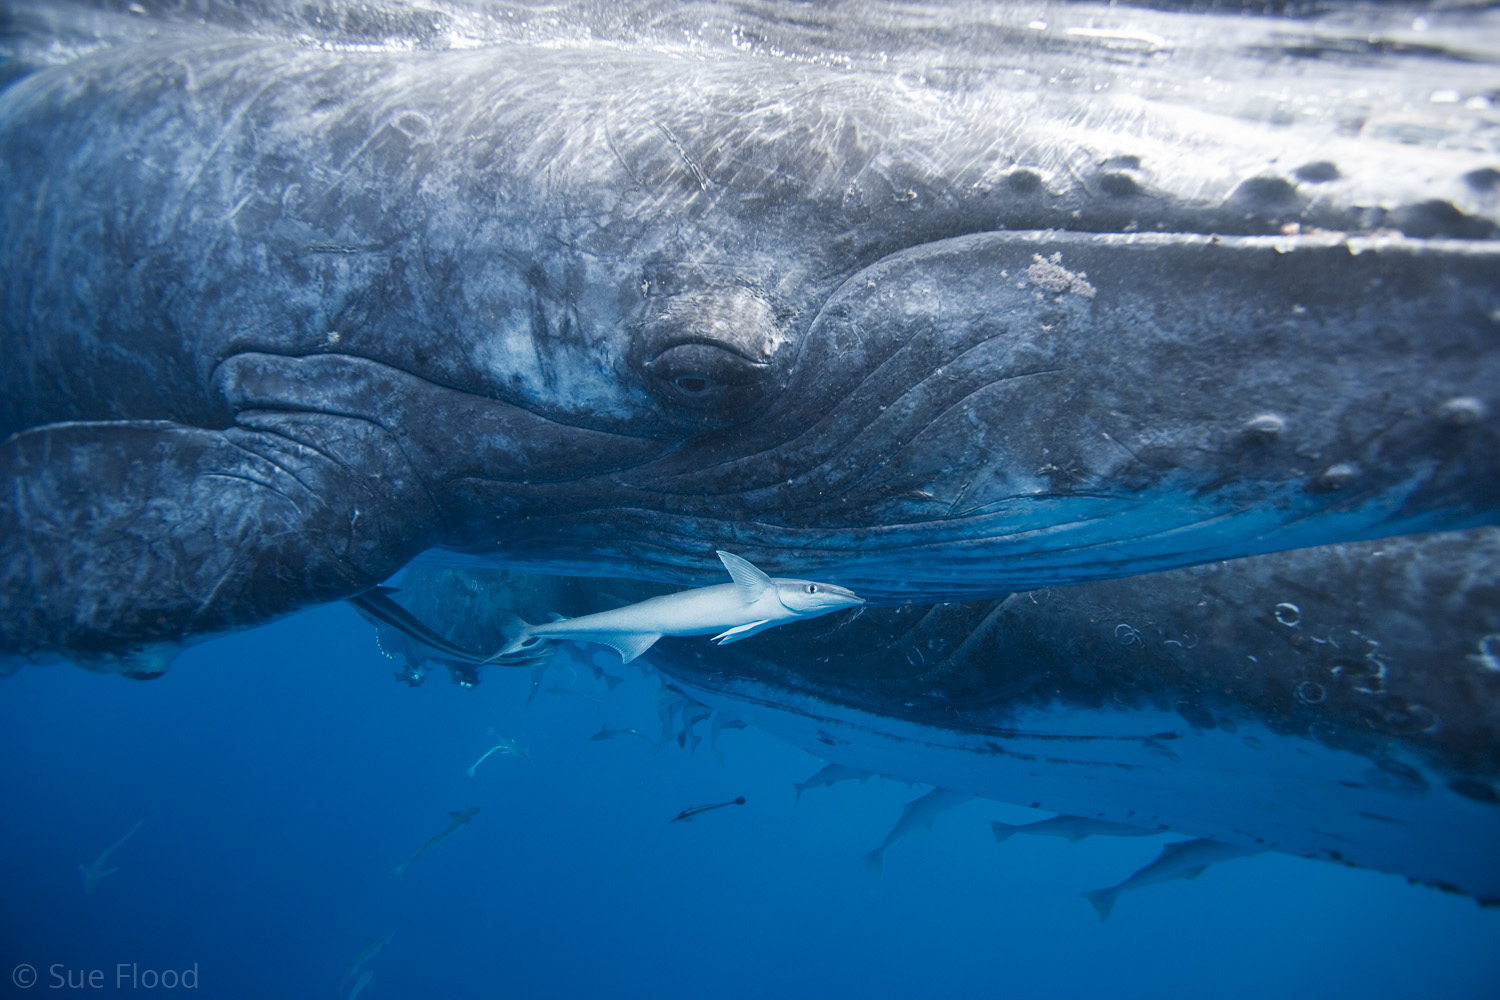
left=201, top=471, right=300, bottom=509
left=602, top=109, right=644, bottom=190
left=303, top=242, right=367, bottom=254
left=652, top=120, right=712, bottom=191
left=166, top=75, right=281, bottom=235
left=1098, top=429, right=1149, bottom=469
left=790, top=366, right=1069, bottom=513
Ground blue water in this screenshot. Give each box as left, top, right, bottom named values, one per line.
left=3, top=604, right=1498, bottom=999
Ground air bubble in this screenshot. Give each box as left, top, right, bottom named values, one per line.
left=1243, top=413, right=1286, bottom=438
left=1274, top=602, right=1301, bottom=627
left=1437, top=396, right=1487, bottom=426
left=1316, top=463, right=1360, bottom=491
left=1473, top=634, right=1500, bottom=672
left=1296, top=682, right=1327, bottom=705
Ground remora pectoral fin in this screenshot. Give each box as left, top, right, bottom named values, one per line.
left=712, top=620, right=774, bottom=644
left=717, top=551, right=776, bottom=604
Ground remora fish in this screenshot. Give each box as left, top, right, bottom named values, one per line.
left=346, top=969, right=374, bottom=1000
left=991, top=816, right=1163, bottom=844
left=794, top=763, right=876, bottom=803
left=392, top=807, right=480, bottom=876
left=489, top=552, right=863, bottom=664
left=708, top=713, right=747, bottom=764
left=3, top=2, right=1498, bottom=669
left=78, top=819, right=142, bottom=893
left=339, top=933, right=393, bottom=998
left=863, top=788, right=975, bottom=877
left=466, top=737, right=530, bottom=776
left=1081, top=839, right=1266, bottom=922
left=590, top=724, right=656, bottom=748
left=669, top=797, right=747, bottom=824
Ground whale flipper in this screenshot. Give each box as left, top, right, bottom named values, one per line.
left=1, top=418, right=441, bottom=667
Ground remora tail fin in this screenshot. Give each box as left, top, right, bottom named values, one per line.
left=863, top=849, right=884, bottom=877
left=1083, top=887, right=1118, bottom=922
left=484, top=610, right=537, bottom=663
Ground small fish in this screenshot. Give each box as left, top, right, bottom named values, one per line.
left=991, top=815, right=1161, bottom=844
left=669, top=796, right=747, bottom=823
left=393, top=807, right=480, bottom=876
left=582, top=659, right=625, bottom=692
left=467, top=735, right=530, bottom=776
left=347, top=969, right=374, bottom=1000
left=863, top=788, right=973, bottom=876
left=339, top=933, right=393, bottom=997
left=524, top=660, right=549, bottom=708
left=488, top=551, right=863, bottom=664
left=794, top=762, right=875, bottom=802
left=79, top=819, right=143, bottom=894
left=708, top=713, right=747, bottom=764
left=590, top=724, right=656, bottom=748
left=677, top=702, right=713, bottom=754
left=1081, top=838, right=1265, bottom=921
left=544, top=685, right=604, bottom=705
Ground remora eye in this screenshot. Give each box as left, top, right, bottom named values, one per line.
left=805, top=584, right=817, bottom=594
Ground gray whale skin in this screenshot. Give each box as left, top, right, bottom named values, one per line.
left=2, top=0, right=1498, bottom=674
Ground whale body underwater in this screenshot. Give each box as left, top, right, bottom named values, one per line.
left=2, top=0, right=1499, bottom=667
left=2, top=0, right=1497, bottom=907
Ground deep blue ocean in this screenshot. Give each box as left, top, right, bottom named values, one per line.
left=3, top=601, right=1497, bottom=999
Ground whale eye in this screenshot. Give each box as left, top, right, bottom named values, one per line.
left=672, top=374, right=713, bottom=395
left=644, top=342, right=770, bottom=409
left=805, top=584, right=817, bottom=594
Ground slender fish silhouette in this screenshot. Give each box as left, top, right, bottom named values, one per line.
left=669, top=797, right=747, bottom=824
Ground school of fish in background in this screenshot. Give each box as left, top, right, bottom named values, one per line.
left=259, top=567, right=1248, bottom=994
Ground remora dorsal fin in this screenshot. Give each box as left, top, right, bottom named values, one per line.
left=717, top=551, right=774, bottom=604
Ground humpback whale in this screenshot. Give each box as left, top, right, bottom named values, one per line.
left=2, top=1, right=1498, bottom=668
